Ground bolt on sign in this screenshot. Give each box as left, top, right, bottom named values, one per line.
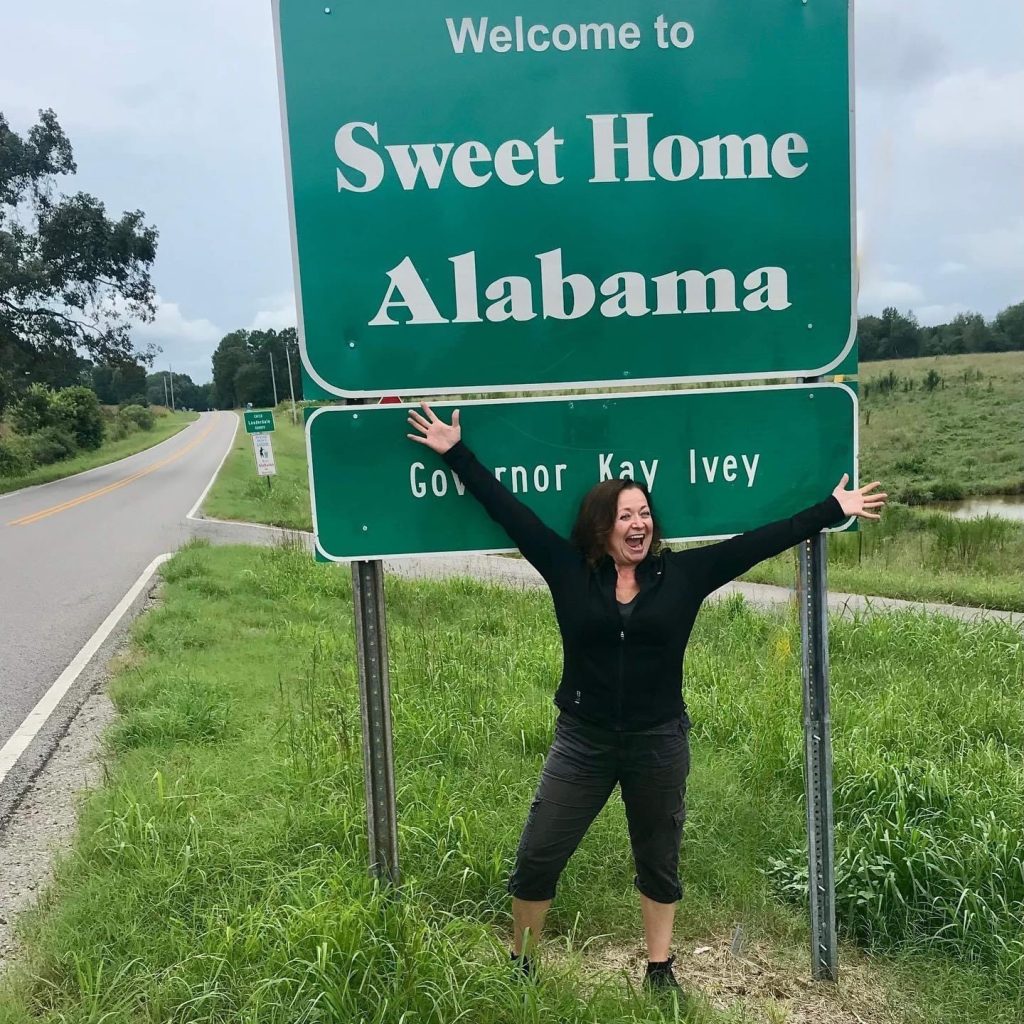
left=273, top=1, right=855, bottom=397
left=305, top=384, right=856, bottom=560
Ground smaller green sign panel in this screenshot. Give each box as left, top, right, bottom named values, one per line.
left=306, top=385, right=857, bottom=560
left=244, top=410, right=276, bottom=434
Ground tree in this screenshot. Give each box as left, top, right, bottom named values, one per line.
left=211, top=330, right=250, bottom=409
left=10, top=382, right=54, bottom=433
left=90, top=360, right=147, bottom=405
left=877, top=307, right=920, bottom=360
left=857, top=314, right=884, bottom=361
left=210, top=327, right=302, bottom=409
left=992, top=300, right=1024, bottom=351
left=954, top=312, right=992, bottom=353
left=0, top=109, right=159, bottom=411
left=145, top=370, right=213, bottom=410
left=52, top=385, right=104, bottom=448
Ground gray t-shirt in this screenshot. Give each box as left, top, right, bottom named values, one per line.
left=617, top=594, right=639, bottom=622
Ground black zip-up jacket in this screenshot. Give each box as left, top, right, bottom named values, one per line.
left=442, top=441, right=847, bottom=732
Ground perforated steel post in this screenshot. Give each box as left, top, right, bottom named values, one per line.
left=352, top=557, right=400, bottom=887
left=797, top=530, right=837, bottom=980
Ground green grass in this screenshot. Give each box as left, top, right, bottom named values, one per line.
left=200, top=411, right=310, bottom=528
left=739, top=502, right=1024, bottom=612
left=0, top=410, right=198, bottom=495
left=859, top=351, right=1024, bottom=504
left=0, top=543, right=1020, bottom=1022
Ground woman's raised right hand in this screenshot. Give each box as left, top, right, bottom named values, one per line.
left=407, top=403, right=461, bottom=454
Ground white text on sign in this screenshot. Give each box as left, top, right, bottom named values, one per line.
left=407, top=450, right=761, bottom=499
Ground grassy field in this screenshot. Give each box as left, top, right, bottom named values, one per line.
left=0, top=543, right=1019, bottom=1022
left=0, top=409, right=198, bottom=495
left=858, top=352, right=1024, bottom=504
left=200, top=393, right=1024, bottom=611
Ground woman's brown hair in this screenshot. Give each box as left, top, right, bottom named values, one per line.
left=570, top=478, right=663, bottom=567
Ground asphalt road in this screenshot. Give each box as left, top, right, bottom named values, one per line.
left=0, top=412, right=238, bottom=752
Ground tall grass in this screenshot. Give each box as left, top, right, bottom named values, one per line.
left=859, top=351, right=1024, bottom=504
left=1, top=544, right=1021, bottom=1022
left=741, top=504, right=1024, bottom=610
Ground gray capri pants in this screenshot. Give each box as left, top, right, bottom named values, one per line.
left=509, top=709, right=691, bottom=905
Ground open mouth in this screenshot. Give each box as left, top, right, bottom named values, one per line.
left=626, top=533, right=646, bottom=552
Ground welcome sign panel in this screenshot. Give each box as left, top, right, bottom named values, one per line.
left=275, top=1, right=854, bottom=397
left=306, top=384, right=857, bottom=560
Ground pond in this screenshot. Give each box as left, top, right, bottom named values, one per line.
left=929, top=495, right=1024, bottom=522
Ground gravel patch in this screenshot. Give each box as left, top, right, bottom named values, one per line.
left=0, top=688, right=115, bottom=970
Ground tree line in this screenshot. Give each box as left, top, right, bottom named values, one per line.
left=210, top=327, right=301, bottom=410
left=858, top=302, right=1024, bottom=361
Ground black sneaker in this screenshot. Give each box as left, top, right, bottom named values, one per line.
left=510, top=950, right=535, bottom=980
left=643, top=954, right=682, bottom=992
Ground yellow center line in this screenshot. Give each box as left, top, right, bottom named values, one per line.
left=8, top=421, right=218, bottom=527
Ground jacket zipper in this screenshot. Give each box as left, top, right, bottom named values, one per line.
left=617, top=624, right=626, bottom=727
left=608, top=559, right=660, bottom=729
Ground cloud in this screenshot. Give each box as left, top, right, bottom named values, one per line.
left=938, top=261, right=968, bottom=275
left=249, top=294, right=297, bottom=331
left=135, top=298, right=222, bottom=347
left=962, top=217, right=1024, bottom=274
left=915, top=68, right=1024, bottom=147
left=916, top=303, right=968, bottom=326
left=132, top=297, right=223, bottom=381
left=0, top=3, right=279, bottom=159
left=858, top=276, right=925, bottom=312
left=855, top=3, right=949, bottom=91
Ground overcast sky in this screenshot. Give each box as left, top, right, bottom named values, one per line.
left=3, top=1, right=1022, bottom=383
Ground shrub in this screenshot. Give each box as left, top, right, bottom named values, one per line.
left=53, top=386, right=105, bottom=449
left=25, top=426, right=78, bottom=465
left=931, top=480, right=966, bottom=501
left=893, top=454, right=930, bottom=475
left=896, top=484, right=933, bottom=505
left=11, top=383, right=55, bottom=434
left=107, top=417, right=130, bottom=441
left=119, top=404, right=155, bottom=431
left=0, top=436, right=32, bottom=477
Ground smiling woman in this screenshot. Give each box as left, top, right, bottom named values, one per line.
left=570, top=477, right=661, bottom=568
left=406, top=401, right=884, bottom=987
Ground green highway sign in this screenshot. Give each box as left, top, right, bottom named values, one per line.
left=306, top=385, right=856, bottom=560
left=274, top=1, right=854, bottom=398
left=244, top=410, right=276, bottom=434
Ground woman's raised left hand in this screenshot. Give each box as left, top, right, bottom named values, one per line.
left=832, top=475, right=887, bottom=521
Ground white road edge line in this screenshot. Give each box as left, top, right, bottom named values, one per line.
left=0, top=412, right=208, bottom=504
left=0, top=553, right=174, bottom=788
left=186, top=412, right=239, bottom=520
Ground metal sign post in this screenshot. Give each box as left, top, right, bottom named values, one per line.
left=347, top=398, right=400, bottom=889
left=797, top=374, right=838, bottom=978
left=351, top=557, right=400, bottom=887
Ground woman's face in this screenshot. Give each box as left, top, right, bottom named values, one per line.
left=607, top=487, right=653, bottom=566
